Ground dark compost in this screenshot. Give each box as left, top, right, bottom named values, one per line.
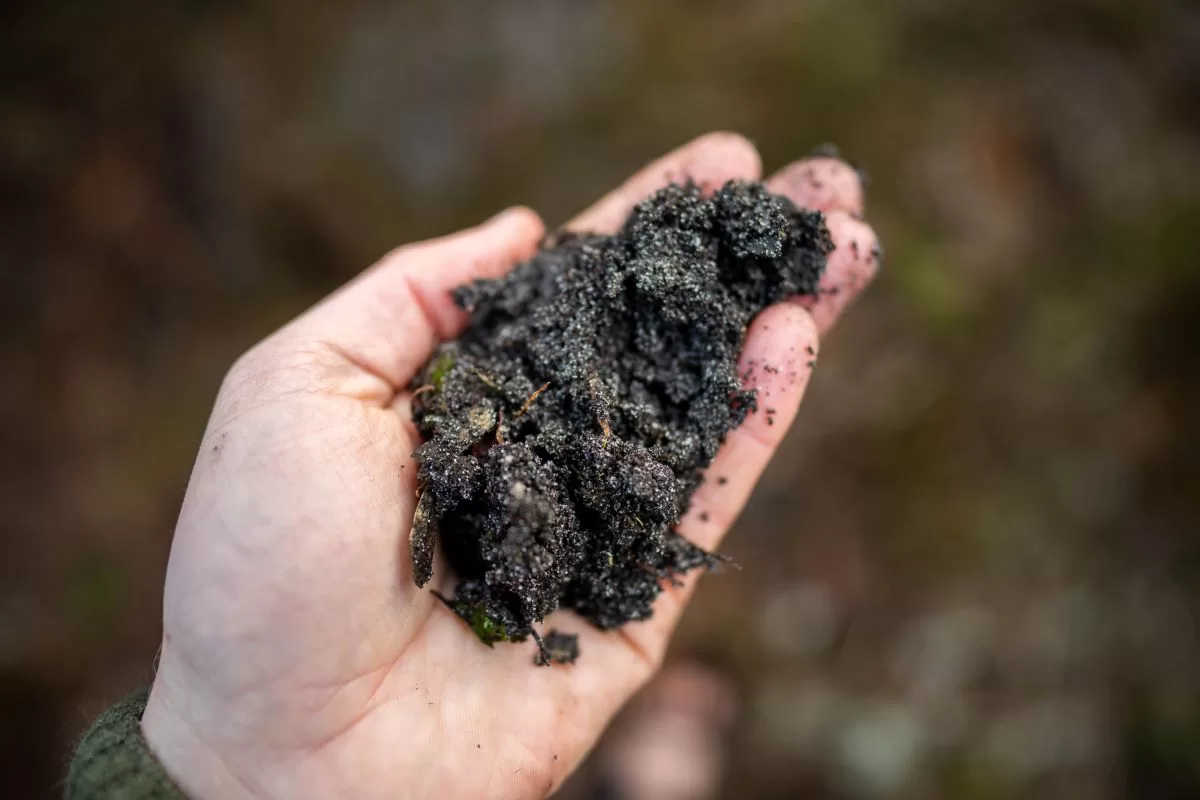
left=409, top=181, right=833, bottom=662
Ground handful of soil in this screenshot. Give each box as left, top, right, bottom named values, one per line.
left=410, top=181, right=832, bottom=663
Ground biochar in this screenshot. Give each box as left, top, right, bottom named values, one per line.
left=410, top=181, right=832, bottom=662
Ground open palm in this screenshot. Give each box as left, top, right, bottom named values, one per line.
left=141, top=133, right=879, bottom=799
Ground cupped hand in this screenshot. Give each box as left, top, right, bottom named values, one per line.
left=141, top=133, right=879, bottom=799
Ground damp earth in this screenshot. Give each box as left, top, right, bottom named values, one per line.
left=409, top=180, right=833, bottom=663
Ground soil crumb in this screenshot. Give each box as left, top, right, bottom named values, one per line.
left=411, top=181, right=832, bottom=659
left=534, top=630, right=580, bottom=666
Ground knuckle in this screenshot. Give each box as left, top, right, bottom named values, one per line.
left=825, top=211, right=878, bottom=256
left=504, top=205, right=545, bottom=233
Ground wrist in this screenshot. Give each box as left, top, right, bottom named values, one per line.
left=142, top=675, right=262, bottom=800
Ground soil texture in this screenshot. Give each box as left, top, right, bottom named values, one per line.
left=410, top=181, right=832, bottom=661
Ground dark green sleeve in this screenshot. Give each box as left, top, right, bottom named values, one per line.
left=66, top=689, right=187, bottom=799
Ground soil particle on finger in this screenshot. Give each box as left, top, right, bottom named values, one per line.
left=410, top=180, right=833, bottom=659
left=808, top=142, right=841, bottom=159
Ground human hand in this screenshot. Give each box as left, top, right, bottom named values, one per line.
left=140, top=133, right=879, bottom=799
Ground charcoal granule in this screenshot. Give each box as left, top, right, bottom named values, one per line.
left=410, top=180, right=833, bottom=659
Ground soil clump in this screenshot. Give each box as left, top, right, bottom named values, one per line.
left=410, top=181, right=832, bottom=662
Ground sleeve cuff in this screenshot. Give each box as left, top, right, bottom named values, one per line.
left=66, top=688, right=188, bottom=799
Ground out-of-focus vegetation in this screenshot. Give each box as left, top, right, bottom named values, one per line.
left=2, top=1, right=1197, bottom=797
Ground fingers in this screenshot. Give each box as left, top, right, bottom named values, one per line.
left=612, top=155, right=879, bottom=662
left=766, top=156, right=879, bottom=335
left=769, top=156, right=865, bottom=217
left=801, top=211, right=881, bottom=334
left=681, top=305, right=820, bottom=551
left=278, top=207, right=545, bottom=395
left=669, top=158, right=876, bottom=555
left=614, top=305, right=821, bottom=662
left=567, top=131, right=762, bottom=234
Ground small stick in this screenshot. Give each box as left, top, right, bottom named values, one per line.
left=471, top=368, right=501, bottom=391
left=514, top=382, right=550, bottom=418
left=655, top=567, right=686, bottom=588
left=588, top=374, right=612, bottom=448
left=495, top=408, right=505, bottom=444
left=530, top=629, right=551, bottom=666
left=411, top=385, right=434, bottom=401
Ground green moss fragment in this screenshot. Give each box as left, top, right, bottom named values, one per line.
left=465, top=604, right=509, bottom=645
left=436, top=590, right=511, bottom=646
left=429, top=353, right=456, bottom=391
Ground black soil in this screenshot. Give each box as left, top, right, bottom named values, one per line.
left=410, top=181, right=832, bottom=661
left=533, top=630, right=581, bottom=666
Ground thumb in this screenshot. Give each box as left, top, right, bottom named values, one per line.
left=258, top=208, right=546, bottom=400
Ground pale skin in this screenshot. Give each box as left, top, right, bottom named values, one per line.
left=141, top=132, right=880, bottom=799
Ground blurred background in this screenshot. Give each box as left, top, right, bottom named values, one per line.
left=2, top=1, right=1198, bottom=798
